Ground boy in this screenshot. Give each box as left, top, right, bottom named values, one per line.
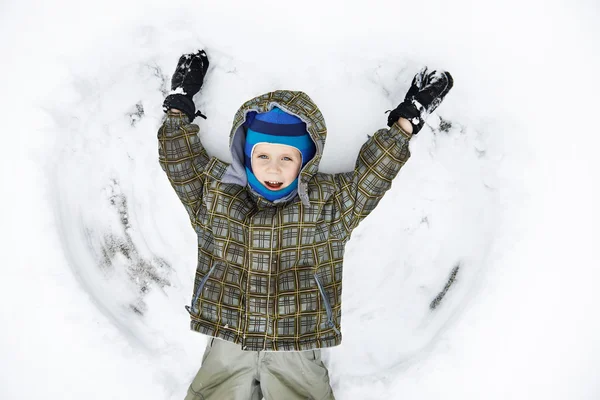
left=157, top=50, right=453, bottom=400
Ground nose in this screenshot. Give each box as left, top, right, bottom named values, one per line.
left=265, top=159, right=281, bottom=172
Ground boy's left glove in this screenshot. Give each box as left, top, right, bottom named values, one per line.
left=163, top=50, right=210, bottom=121
left=387, top=67, right=453, bottom=134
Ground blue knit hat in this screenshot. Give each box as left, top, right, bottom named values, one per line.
left=244, top=107, right=316, bottom=201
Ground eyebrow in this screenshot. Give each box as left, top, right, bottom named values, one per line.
left=254, top=151, right=298, bottom=158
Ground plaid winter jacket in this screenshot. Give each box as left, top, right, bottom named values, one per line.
left=158, top=90, right=412, bottom=351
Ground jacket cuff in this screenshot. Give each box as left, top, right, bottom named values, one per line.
left=390, top=121, right=413, bottom=140
left=166, top=110, right=191, bottom=123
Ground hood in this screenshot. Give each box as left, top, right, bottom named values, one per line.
left=220, top=90, right=327, bottom=207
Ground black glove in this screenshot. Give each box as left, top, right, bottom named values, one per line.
left=163, top=50, right=210, bottom=121
left=387, top=67, right=453, bottom=134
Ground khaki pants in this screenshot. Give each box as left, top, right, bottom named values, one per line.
left=184, top=338, right=335, bottom=400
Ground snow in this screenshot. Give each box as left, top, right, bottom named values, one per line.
left=1, top=0, right=599, bottom=399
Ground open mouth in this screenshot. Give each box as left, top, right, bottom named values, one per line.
left=264, top=180, right=283, bottom=190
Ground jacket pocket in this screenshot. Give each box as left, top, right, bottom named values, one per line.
left=186, top=264, right=217, bottom=316
left=313, top=274, right=341, bottom=335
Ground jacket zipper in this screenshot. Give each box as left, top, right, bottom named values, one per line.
left=185, top=264, right=217, bottom=316
left=263, top=212, right=277, bottom=350
left=314, top=273, right=341, bottom=335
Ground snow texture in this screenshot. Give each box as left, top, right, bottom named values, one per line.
left=1, top=0, right=599, bottom=399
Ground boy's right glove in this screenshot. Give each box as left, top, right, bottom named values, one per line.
left=387, top=67, right=454, bottom=134
left=163, top=49, right=210, bottom=121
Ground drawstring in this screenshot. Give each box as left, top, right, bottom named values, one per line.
left=195, top=110, right=207, bottom=120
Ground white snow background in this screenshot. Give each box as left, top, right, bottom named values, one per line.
left=1, top=0, right=599, bottom=399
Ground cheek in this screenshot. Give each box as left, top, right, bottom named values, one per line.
left=294, top=161, right=302, bottom=174
left=254, top=165, right=266, bottom=174
left=287, top=162, right=302, bottom=179
left=251, top=160, right=265, bottom=175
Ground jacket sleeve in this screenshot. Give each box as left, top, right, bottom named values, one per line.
left=157, top=111, right=211, bottom=223
left=332, top=122, right=412, bottom=237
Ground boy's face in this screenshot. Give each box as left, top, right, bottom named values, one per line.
left=251, top=143, right=302, bottom=190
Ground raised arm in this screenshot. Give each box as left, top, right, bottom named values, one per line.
left=332, top=122, right=412, bottom=234
left=331, top=67, right=453, bottom=236
left=157, top=110, right=210, bottom=222
left=157, top=50, right=211, bottom=223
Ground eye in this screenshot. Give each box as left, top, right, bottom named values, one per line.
left=282, top=156, right=293, bottom=161
left=256, top=154, right=268, bottom=159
